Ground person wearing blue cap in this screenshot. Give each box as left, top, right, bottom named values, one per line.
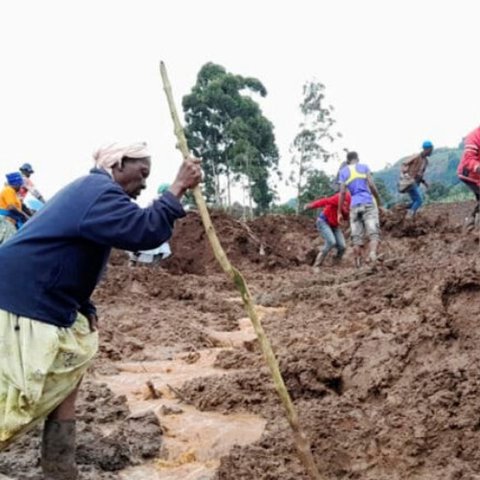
left=0, top=172, right=30, bottom=244
left=398, top=140, right=434, bottom=218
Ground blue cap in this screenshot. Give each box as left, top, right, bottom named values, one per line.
left=422, top=140, right=433, bottom=150
left=157, top=183, right=170, bottom=195
left=6, top=172, right=24, bottom=187
left=20, top=162, right=34, bottom=173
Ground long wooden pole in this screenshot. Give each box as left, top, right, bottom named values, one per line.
left=159, top=61, right=322, bottom=480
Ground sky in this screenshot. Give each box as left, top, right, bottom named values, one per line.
left=0, top=0, right=478, bottom=205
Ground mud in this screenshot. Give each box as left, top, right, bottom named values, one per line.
left=2, top=202, right=480, bottom=479
left=0, top=381, right=162, bottom=479
left=162, top=210, right=319, bottom=274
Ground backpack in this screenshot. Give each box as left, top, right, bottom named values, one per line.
left=398, top=172, right=415, bottom=193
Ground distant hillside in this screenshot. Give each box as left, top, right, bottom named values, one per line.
left=373, top=144, right=466, bottom=203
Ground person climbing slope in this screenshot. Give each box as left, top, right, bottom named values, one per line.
left=398, top=140, right=433, bottom=218
left=457, top=126, right=480, bottom=230
left=337, top=151, right=382, bottom=267
left=304, top=190, right=351, bottom=272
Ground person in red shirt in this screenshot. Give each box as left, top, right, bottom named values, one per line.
left=304, top=191, right=351, bottom=271
left=457, top=126, right=480, bottom=228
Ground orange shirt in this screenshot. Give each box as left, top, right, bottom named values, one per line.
left=0, top=186, right=21, bottom=224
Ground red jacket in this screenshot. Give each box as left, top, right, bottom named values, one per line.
left=306, top=191, right=351, bottom=228
left=458, top=127, right=480, bottom=185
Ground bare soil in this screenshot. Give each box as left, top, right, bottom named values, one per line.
left=2, top=201, right=480, bottom=479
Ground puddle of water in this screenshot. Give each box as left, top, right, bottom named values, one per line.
left=208, top=305, right=286, bottom=348
left=206, top=317, right=256, bottom=347
left=158, top=405, right=265, bottom=462
left=100, top=314, right=270, bottom=480
left=119, top=403, right=265, bottom=479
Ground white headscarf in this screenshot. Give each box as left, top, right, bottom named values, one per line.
left=93, top=142, right=150, bottom=176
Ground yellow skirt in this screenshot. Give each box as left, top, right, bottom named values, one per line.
left=0, top=309, right=98, bottom=449
left=0, top=217, right=16, bottom=245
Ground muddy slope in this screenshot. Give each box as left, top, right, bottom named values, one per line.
left=2, top=201, right=480, bottom=479
left=0, top=382, right=162, bottom=479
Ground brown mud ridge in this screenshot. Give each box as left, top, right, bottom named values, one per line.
left=2, top=201, right=480, bottom=479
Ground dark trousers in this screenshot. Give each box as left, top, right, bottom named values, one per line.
left=461, top=179, right=480, bottom=217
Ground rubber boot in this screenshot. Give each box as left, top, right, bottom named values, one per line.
left=353, top=245, right=363, bottom=269
left=41, top=419, right=78, bottom=480
left=333, top=248, right=345, bottom=264
left=312, top=251, right=327, bottom=273
left=368, top=240, right=379, bottom=264
left=464, top=215, right=475, bottom=232
left=464, top=205, right=479, bottom=232
left=354, top=256, right=363, bottom=269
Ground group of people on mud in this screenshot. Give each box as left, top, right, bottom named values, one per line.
left=304, top=128, right=480, bottom=271
left=0, top=122, right=480, bottom=479
left=0, top=160, right=173, bottom=264
left=0, top=163, right=45, bottom=245
left=304, top=150, right=384, bottom=270
left=0, top=143, right=202, bottom=479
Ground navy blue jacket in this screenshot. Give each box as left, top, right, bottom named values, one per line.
left=0, top=169, right=185, bottom=327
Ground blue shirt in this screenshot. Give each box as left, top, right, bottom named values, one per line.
left=0, top=169, right=185, bottom=328
left=338, top=163, right=374, bottom=207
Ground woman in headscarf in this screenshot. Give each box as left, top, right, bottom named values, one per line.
left=0, top=142, right=201, bottom=479
left=0, top=172, right=30, bottom=244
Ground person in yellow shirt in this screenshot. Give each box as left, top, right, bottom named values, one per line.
left=0, top=172, right=29, bottom=244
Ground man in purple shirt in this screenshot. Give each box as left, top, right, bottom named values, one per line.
left=337, top=151, right=382, bottom=267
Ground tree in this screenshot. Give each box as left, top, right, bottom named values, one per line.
left=374, top=177, right=394, bottom=207
left=299, top=169, right=335, bottom=216
left=289, top=80, right=340, bottom=213
left=427, top=182, right=450, bottom=201
left=270, top=202, right=296, bottom=215
left=182, top=63, right=279, bottom=212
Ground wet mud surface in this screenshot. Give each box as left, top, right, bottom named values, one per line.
left=2, top=201, right=480, bottom=479
left=0, top=382, right=163, bottom=479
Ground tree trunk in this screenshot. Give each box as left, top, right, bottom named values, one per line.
left=211, top=161, right=221, bottom=206
left=226, top=167, right=232, bottom=210
left=296, top=159, right=303, bottom=215
left=248, top=175, right=253, bottom=219
left=245, top=155, right=254, bottom=219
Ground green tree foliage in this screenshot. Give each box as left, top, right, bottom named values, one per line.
left=427, top=182, right=450, bottom=201
left=182, top=62, right=279, bottom=213
left=299, top=169, right=335, bottom=216
left=179, top=190, right=196, bottom=210
left=289, top=80, right=340, bottom=213
left=433, top=181, right=471, bottom=203
left=270, top=203, right=297, bottom=215
left=373, top=177, right=394, bottom=207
